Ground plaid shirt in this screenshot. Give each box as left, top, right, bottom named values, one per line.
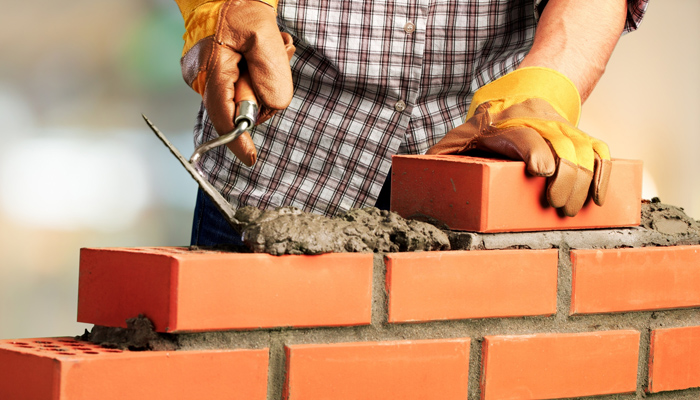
left=194, top=0, right=648, bottom=217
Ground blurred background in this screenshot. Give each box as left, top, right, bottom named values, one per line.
left=1, top=1, right=698, bottom=340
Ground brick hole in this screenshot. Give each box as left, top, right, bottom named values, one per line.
left=10, top=342, right=29, bottom=345
left=34, top=340, right=52, bottom=344
left=82, top=351, right=100, bottom=355
left=127, top=346, right=149, bottom=352
left=74, top=347, right=92, bottom=350
left=103, top=349, right=123, bottom=353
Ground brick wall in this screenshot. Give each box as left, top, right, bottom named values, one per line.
left=2, top=156, right=700, bottom=399
left=3, top=244, right=698, bottom=400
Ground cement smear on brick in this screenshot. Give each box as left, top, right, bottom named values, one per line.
left=80, top=315, right=177, bottom=351
left=237, top=206, right=450, bottom=255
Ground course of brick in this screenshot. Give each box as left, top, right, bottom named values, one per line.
left=3, top=155, right=700, bottom=400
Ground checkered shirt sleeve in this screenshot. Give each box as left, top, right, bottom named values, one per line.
left=193, top=0, right=649, bottom=217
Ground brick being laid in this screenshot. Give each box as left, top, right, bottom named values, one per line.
left=78, top=247, right=373, bottom=332
left=481, top=330, right=640, bottom=400
left=390, top=155, right=642, bottom=232
left=385, top=249, right=558, bottom=323
left=571, top=245, right=700, bottom=314
left=648, top=325, right=700, bottom=393
left=284, top=338, right=470, bottom=400
left=0, top=337, right=268, bottom=400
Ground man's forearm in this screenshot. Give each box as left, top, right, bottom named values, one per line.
left=519, top=0, right=627, bottom=102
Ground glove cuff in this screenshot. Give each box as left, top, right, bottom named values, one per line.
left=181, top=1, right=224, bottom=56
left=178, top=0, right=279, bottom=56
left=176, top=0, right=278, bottom=15
left=467, top=67, right=581, bottom=126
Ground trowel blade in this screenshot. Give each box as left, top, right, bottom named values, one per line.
left=142, top=114, right=242, bottom=232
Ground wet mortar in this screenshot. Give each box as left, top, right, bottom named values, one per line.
left=80, top=198, right=700, bottom=400
left=235, top=206, right=450, bottom=255
left=79, top=315, right=176, bottom=351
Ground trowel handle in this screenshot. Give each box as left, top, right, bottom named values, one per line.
left=235, top=72, right=256, bottom=103
left=234, top=73, right=259, bottom=127
left=189, top=72, right=259, bottom=165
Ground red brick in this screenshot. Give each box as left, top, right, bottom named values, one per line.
left=571, top=246, right=700, bottom=314
left=391, top=155, right=642, bottom=232
left=648, top=325, right=700, bottom=393
left=284, top=338, right=470, bottom=400
left=0, top=337, right=268, bottom=400
left=481, top=330, right=640, bottom=400
left=78, top=247, right=373, bottom=332
left=385, top=249, right=558, bottom=323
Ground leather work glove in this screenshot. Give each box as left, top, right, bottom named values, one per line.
left=427, top=67, right=611, bottom=217
left=176, top=0, right=296, bottom=166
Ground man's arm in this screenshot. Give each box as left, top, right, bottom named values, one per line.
left=519, top=0, right=628, bottom=102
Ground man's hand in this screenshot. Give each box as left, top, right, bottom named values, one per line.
left=178, top=0, right=296, bottom=165
left=429, top=0, right=628, bottom=216
left=427, top=67, right=611, bottom=217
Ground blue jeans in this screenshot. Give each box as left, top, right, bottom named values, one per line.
left=190, top=170, right=392, bottom=246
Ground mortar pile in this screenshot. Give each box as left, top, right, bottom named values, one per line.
left=640, top=199, right=700, bottom=237
left=234, top=206, right=451, bottom=255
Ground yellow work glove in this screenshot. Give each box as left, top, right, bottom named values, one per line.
left=427, top=67, right=612, bottom=217
left=176, top=0, right=296, bottom=166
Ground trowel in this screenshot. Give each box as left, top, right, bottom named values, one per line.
left=143, top=74, right=261, bottom=233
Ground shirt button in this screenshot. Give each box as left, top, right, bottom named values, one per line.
left=395, top=100, right=407, bottom=112
left=403, top=21, right=416, bottom=34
